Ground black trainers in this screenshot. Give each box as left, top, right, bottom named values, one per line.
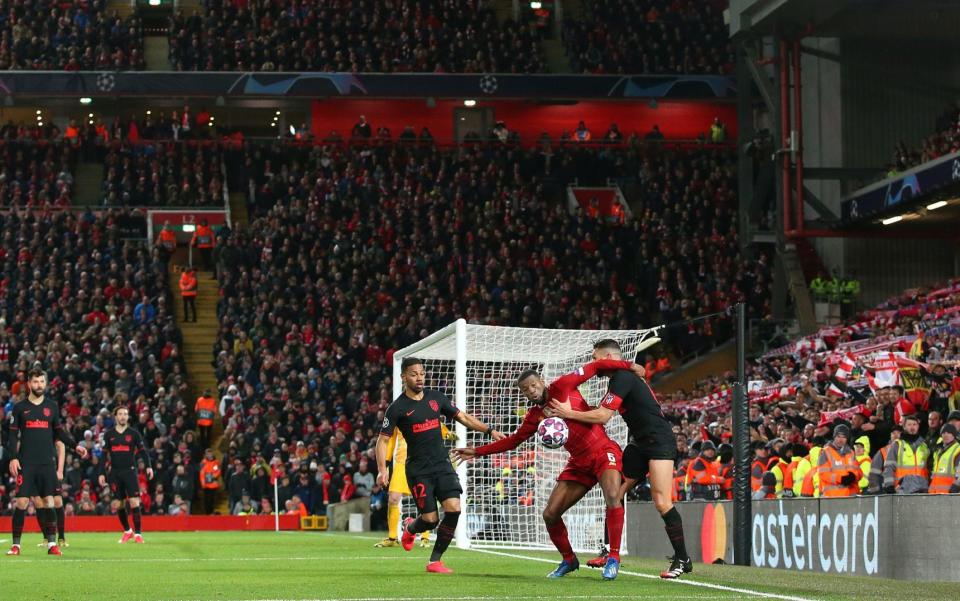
left=660, top=555, right=693, bottom=579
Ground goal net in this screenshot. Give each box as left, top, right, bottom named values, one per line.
left=391, top=319, right=658, bottom=552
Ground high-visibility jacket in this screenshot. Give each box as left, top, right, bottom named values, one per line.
left=750, top=459, right=766, bottom=492
left=200, top=458, right=220, bottom=490
left=868, top=445, right=891, bottom=493
left=798, top=447, right=822, bottom=497
left=673, top=459, right=689, bottom=502
left=158, top=229, right=177, bottom=251
left=195, top=396, right=217, bottom=427
left=782, top=456, right=802, bottom=495
left=884, top=438, right=930, bottom=493
left=767, top=456, right=788, bottom=497
left=192, top=224, right=215, bottom=249
left=686, top=456, right=722, bottom=500
left=719, top=461, right=733, bottom=500
left=929, top=441, right=960, bottom=494
left=817, top=444, right=862, bottom=498
left=855, top=452, right=871, bottom=491
left=179, top=272, right=197, bottom=297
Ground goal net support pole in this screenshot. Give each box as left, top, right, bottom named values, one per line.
left=392, top=319, right=661, bottom=552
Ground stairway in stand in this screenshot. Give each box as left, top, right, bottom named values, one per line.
left=171, top=264, right=224, bottom=513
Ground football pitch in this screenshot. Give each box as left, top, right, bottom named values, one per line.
left=1, top=531, right=954, bottom=601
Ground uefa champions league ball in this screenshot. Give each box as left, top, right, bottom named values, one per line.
left=537, top=416, right=569, bottom=449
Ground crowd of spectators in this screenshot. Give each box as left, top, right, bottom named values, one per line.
left=202, top=135, right=762, bottom=516
left=658, top=280, right=960, bottom=502
left=102, top=140, right=226, bottom=207
left=886, top=104, right=960, bottom=178
left=168, top=0, right=544, bottom=73
left=0, top=136, right=75, bottom=209
left=561, top=0, right=732, bottom=75
left=0, top=210, right=198, bottom=516
left=0, top=1, right=144, bottom=70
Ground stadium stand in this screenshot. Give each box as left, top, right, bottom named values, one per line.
left=561, top=0, right=732, bottom=75
left=0, top=1, right=145, bottom=70
left=208, top=137, right=761, bottom=514
left=167, top=0, right=545, bottom=73
left=886, top=104, right=960, bottom=177
left=661, top=280, right=960, bottom=501
left=0, top=139, right=75, bottom=208
left=0, top=210, right=193, bottom=515
left=101, top=141, right=227, bottom=207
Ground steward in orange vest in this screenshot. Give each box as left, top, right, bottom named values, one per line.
left=157, top=221, right=177, bottom=254
left=199, top=448, right=221, bottom=514
left=750, top=442, right=769, bottom=492
left=195, top=392, right=217, bottom=428
left=686, top=442, right=723, bottom=500
left=191, top=220, right=215, bottom=249
left=179, top=267, right=198, bottom=323
left=816, top=425, right=862, bottom=498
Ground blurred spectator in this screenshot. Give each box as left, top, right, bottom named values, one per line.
left=353, top=462, right=374, bottom=497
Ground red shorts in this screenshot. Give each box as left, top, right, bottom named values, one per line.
left=557, top=443, right=622, bottom=488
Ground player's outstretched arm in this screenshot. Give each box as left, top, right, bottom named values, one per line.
left=453, top=411, right=504, bottom=440
left=548, top=398, right=616, bottom=424
left=456, top=411, right=538, bottom=461
left=552, top=359, right=644, bottom=390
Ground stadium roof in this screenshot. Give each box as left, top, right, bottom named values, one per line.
left=730, top=0, right=960, bottom=41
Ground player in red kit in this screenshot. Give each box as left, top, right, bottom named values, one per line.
left=454, top=359, right=643, bottom=580
left=551, top=340, right=692, bottom=579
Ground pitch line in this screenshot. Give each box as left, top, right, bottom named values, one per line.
left=230, top=596, right=721, bottom=601
left=6, top=555, right=425, bottom=564
left=469, top=548, right=819, bottom=601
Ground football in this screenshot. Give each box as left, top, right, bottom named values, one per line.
left=537, top=416, right=569, bottom=449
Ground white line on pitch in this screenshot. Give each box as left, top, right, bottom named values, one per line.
left=469, top=549, right=819, bottom=601
left=218, top=596, right=720, bottom=601
left=6, top=555, right=424, bottom=564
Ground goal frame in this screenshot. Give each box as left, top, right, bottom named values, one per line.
left=392, top=318, right=659, bottom=551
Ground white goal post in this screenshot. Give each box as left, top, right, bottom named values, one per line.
left=391, top=319, right=661, bottom=552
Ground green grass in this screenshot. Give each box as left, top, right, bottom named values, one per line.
left=1, top=531, right=954, bottom=601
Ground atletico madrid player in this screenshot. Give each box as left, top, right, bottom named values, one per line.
left=6, top=369, right=88, bottom=556
left=99, top=406, right=154, bottom=543
left=376, top=357, right=503, bottom=574
left=551, top=340, right=693, bottom=579
left=455, top=358, right=643, bottom=580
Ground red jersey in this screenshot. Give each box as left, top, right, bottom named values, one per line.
left=475, top=359, right=634, bottom=461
